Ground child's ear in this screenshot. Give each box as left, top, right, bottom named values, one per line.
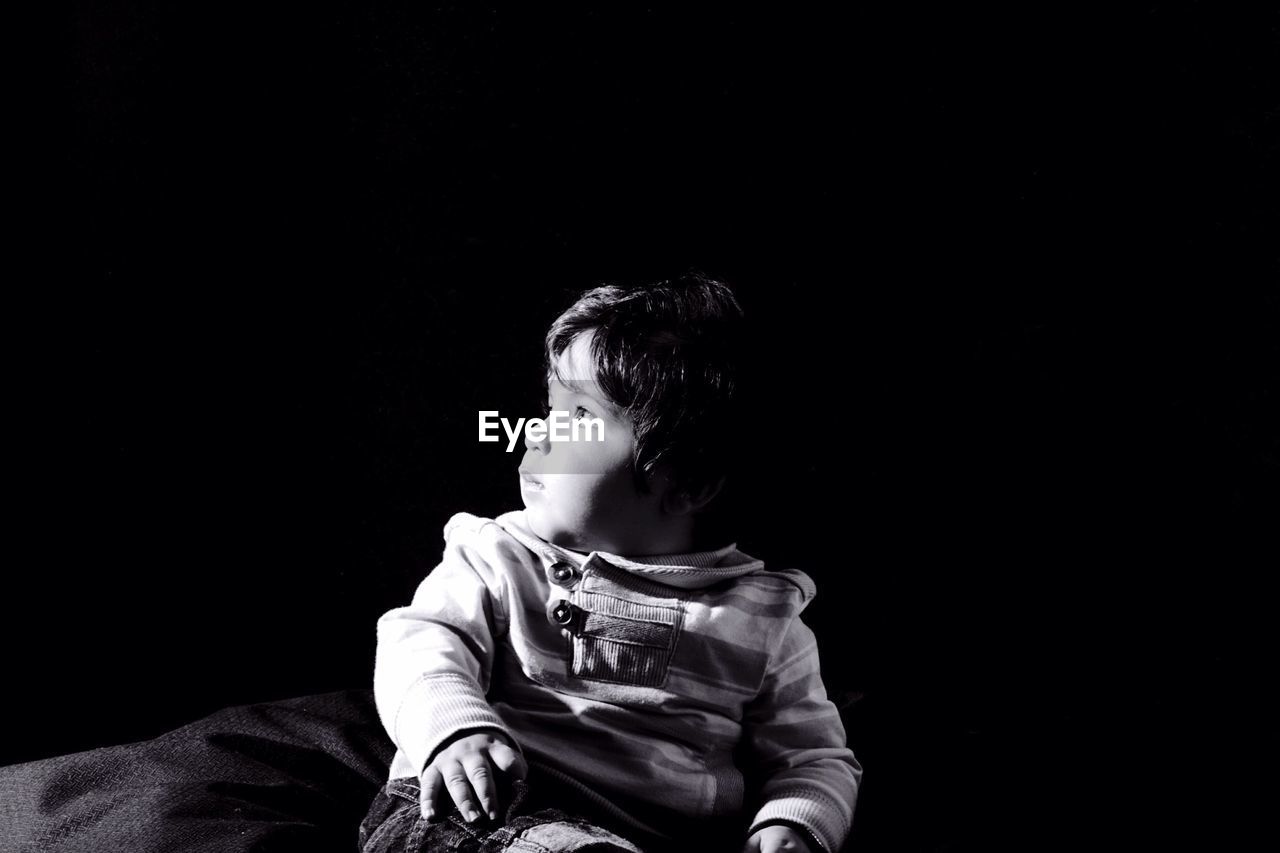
left=660, top=476, right=725, bottom=516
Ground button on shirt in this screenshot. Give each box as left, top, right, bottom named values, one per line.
left=549, top=561, right=577, bottom=585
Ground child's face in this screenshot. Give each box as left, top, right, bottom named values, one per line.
left=519, top=333, right=675, bottom=555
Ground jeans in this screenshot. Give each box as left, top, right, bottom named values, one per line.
left=359, top=765, right=746, bottom=853
left=360, top=774, right=645, bottom=853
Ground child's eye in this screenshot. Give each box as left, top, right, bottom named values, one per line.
left=573, top=405, right=591, bottom=420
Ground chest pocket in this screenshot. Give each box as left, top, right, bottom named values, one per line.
left=570, top=590, right=683, bottom=688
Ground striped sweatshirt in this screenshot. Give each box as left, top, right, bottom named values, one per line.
left=374, top=510, right=861, bottom=852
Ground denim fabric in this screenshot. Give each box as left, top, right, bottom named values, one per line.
left=359, top=774, right=648, bottom=853
left=359, top=762, right=755, bottom=853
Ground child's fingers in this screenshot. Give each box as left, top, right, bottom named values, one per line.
left=458, top=752, right=496, bottom=821
left=420, top=765, right=442, bottom=820
left=439, top=759, right=484, bottom=823
left=488, top=741, right=527, bottom=780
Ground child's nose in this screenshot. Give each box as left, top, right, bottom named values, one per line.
left=524, top=424, right=551, bottom=454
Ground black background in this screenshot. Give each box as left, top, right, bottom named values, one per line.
left=17, top=3, right=1278, bottom=849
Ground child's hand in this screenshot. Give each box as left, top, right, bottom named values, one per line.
left=420, top=731, right=527, bottom=823
left=743, top=824, right=814, bottom=853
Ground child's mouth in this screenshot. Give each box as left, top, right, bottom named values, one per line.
left=518, top=468, right=545, bottom=491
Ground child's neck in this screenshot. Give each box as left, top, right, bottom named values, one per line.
left=591, top=516, right=697, bottom=559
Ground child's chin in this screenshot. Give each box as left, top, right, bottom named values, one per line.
left=523, top=504, right=550, bottom=538
left=524, top=507, right=574, bottom=550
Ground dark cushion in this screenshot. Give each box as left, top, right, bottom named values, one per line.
left=0, top=690, right=394, bottom=853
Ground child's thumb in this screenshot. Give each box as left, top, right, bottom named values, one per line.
left=488, top=740, right=528, bottom=779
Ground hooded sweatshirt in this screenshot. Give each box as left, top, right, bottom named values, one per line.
left=374, top=510, right=860, bottom=853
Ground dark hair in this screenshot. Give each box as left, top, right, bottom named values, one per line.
left=545, top=271, right=744, bottom=498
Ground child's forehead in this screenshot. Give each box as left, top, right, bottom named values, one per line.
left=546, top=375, right=593, bottom=397
left=546, top=333, right=626, bottom=414
left=547, top=333, right=598, bottom=384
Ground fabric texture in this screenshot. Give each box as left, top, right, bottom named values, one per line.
left=375, top=510, right=860, bottom=853
left=0, top=690, right=395, bottom=853
left=359, top=769, right=718, bottom=853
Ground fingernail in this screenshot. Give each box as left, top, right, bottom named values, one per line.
left=466, top=809, right=480, bottom=822
left=488, top=809, right=497, bottom=821
left=423, top=808, right=434, bottom=821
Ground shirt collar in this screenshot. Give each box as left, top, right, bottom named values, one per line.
left=494, top=510, right=765, bottom=590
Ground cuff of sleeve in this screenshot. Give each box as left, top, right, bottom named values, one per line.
left=393, top=672, right=514, bottom=775
left=749, top=789, right=848, bottom=853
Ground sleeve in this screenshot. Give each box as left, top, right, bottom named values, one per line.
left=372, top=514, right=519, bottom=776
left=741, top=614, right=862, bottom=853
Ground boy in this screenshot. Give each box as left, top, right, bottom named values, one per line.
left=361, top=274, right=860, bottom=853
